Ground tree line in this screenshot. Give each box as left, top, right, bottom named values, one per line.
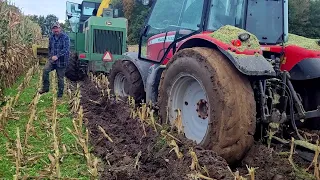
left=29, top=0, right=319, bottom=44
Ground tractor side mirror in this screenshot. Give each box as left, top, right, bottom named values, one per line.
left=141, top=25, right=150, bottom=36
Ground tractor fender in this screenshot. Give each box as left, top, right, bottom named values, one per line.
left=177, top=37, right=276, bottom=77
left=119, top=52, right=154, bottom=90
left=289, top=58, right=320, bottom=80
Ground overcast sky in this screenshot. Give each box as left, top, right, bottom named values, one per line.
left=11, top=0, right=83, bottom=22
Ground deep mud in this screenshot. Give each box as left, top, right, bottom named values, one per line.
left=75, top=78, right=307, bottom=180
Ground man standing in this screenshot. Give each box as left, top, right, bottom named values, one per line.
left=39, top=22, right=70, bottom=98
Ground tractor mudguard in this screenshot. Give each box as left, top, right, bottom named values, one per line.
left=289, top=58, right=320, bottom=81
left=119, top=52, right=154, bottom=89
left=177, top=36, right=276, bottom=78
left=217, top=47, right=276, bottom=77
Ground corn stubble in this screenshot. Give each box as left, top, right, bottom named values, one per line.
left=68, top=79, right=99, bottom=178
left=24, top=71, right=40, bottom=146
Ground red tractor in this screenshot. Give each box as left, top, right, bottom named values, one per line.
left=108, top=0, right=320, bottom=164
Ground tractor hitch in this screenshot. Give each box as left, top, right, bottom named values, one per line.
left=288, top=106, right=320, bottom=121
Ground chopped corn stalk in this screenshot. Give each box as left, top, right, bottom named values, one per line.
left=189, top=147, right=201, bottom=171
left=15, top=127, right=23, bottom=178
left=285, top=34, right=320, bottom=50
left=98, top=125, right=113, bottom=142
left=149, top=109, right=157, bottom=132
left=134, top=151, right=142, bottom=170
left=246, top=165, right=257, bottom=180
left=187, top=172, right=215, bottom=180
left=173, top=109, right=183, bottom=134
left=169, top=139, right=183, bottom=159
left=160, top=130, right=182, bottom=143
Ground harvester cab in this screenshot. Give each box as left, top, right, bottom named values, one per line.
left=64, top=0, right=128, bottom=81
left=108, top=0, right=320, bottom=164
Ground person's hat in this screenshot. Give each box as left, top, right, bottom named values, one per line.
left=51, top=22, right=61, bottom=29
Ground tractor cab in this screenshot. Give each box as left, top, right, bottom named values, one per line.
left=139, top=0, right=288, bottom=63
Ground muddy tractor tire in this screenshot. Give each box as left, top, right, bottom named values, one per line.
left=158, top=47, right=256, bottom=164
left=65, top=52, right=86, bottom=82
left=109, top=60, right=145, bottom=101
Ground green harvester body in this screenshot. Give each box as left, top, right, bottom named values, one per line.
left=66, top=0, right=128, bottom=73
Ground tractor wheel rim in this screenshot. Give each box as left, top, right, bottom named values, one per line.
left=114, top=73, right=128, bottom=97
left=169, top=73, right=209, bottom=144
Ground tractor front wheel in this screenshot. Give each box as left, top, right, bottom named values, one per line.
left=65, top=52, right=86, bottom=81
left=158, top=47, right=256, bottom=164
left=109, top=60, right=145, bottom=102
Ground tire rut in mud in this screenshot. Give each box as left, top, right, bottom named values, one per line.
left=78, top=78, right=233, bottom=180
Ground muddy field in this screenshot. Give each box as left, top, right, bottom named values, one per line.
left=74, top=78, right=312, bottom=180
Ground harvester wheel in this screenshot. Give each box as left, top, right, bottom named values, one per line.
left=109, top=60, right=145, bottom=101
left=158, top=47, right=256, bottom=164
left=65, top=52, right=86, bottom=81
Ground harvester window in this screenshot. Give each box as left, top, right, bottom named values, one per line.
left=208, top=0, right=246, bottom=30
left=66, top=1, right=81, bottom=32
left=82, top=2, right=96, bottom=16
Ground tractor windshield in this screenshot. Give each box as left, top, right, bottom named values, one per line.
left=208, top=0, right=246, bottom=30
left=140, top=0, right=205, bottom=62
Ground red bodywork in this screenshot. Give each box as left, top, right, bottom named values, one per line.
left=146, top=31, right=320, bottom=72
left=260, top=44, right=320, bottom=71
left=146, top=31, right=262, bottom=65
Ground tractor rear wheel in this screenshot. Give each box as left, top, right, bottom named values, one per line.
left=65, top=52, right=86, bottom=81
left=158, top=47, right=256, bottom=164
left=109, top=60, right=145, bottom=101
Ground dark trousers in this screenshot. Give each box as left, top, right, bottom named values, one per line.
left=42, top=61, right=66, bottom=97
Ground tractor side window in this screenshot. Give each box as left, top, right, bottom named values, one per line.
left=82, top=2, right=96, bottom=16
left=208, top=0, right=246, bottom=30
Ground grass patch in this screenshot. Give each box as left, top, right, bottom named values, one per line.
left=0, top=71, right=91, bottom=179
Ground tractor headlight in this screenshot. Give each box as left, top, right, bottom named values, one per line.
left=238, top=33, right=250, bottom=42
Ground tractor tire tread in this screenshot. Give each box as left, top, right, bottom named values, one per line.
left=158, top=47, right=256, bottom=164
left=109, top=60, right=145, bottom=101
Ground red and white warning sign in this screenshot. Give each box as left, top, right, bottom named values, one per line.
left=102, top=51, right=113, bottom=62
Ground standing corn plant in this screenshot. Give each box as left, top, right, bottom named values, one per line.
left=0, top=0, right=43, bottom=103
